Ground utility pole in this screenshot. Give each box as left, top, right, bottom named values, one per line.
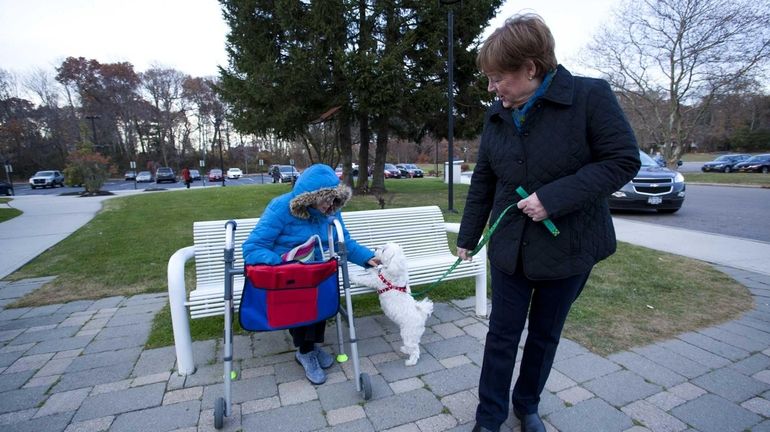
left=440, top=0, right=460, bottom=213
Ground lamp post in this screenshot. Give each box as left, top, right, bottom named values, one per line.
left=85, top=115, right=100, bottom=148
left=440, top=0, right=460, bottom=213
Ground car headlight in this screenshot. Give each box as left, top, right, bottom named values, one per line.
left=674, top=172, right=685, bottom=183
left=611, top=191, right=626, bottom=198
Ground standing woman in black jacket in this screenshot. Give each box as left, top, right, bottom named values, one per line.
left=457, top=14, right=641, bottom=432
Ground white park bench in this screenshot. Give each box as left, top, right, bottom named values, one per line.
left=167, top=205, right=487, bottom=375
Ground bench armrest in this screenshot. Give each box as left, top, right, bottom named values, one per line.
left=445, top=222, right=460, bottom=234
left=167, top=245, right=196, bottom=375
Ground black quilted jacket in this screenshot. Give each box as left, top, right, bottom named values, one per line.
left=457, top=65, right=640, bottom=280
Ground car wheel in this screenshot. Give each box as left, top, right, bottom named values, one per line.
left=724, top=167, right=731, bottom=173
left=762, top=167, right=769, bottom=174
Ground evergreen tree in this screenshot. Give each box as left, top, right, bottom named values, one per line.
left=217, top=0, right=502, bottom=193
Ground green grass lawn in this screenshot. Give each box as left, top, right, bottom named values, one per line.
left=6, top=178, right=752, bottom=355
left=0, top=198, right=21, bottom=223
left=685, top=172, right=770, bottom=187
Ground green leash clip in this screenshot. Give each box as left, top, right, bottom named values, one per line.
left=515, top=187, right=560, bottom=237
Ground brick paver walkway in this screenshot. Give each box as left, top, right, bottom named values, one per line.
left=1, top=266, right=770, bottom=432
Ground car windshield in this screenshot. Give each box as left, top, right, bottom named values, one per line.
left=713, top=155, right=732, bottom=162
left=138, top=171, right=150, bottom=176
left=279, top=166, right=295, bottom=172
left=638, top=152, right=660, bottom=167
left=211, top=169, right=222, bottom=174
left=35, top=171, right=54, bottom=176
left=745, top=155, right=770, bottom=163
left=404, top=164, right=417, bottom=169
left=384, top=164, right=397, bottom=169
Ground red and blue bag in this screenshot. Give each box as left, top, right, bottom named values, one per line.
left=238, top=259, right=340, bottom=331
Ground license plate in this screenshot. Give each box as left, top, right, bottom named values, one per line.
left=647, top=196, right=662, bottom=205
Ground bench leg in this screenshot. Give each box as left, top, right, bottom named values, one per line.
left=474, top=247, right=488, bottom=317
left=168, top=246, right=197, bottom=375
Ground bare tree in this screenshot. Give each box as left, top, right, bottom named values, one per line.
left=583, top=0, right=770, bottom=166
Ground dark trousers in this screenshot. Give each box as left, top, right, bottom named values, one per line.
left=289, top=320, right=326, bottom=353
left=476, top=262, right=591, bottom=431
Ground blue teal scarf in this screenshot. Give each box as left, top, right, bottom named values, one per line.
left=512, top=69, right=557, bottom=131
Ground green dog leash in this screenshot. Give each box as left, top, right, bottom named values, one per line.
left=411, top=187, right=559, bottom=297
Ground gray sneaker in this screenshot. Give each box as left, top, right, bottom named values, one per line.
left=295, top=349, right=326, bottom=384
left=314, top=345, right=334, bottom=369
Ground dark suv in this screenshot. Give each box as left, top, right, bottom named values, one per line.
left=155, top=167, right=177, bottom=184
left=609, top=151, right=686, bottom=213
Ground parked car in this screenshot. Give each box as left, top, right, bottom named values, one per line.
left=189, top=169, right=201, bottom=180
left=0, top=180, right=13, bottom=196
left=335, top=164, right=359, bottom=179
left=124, top=170, right=137, bottom=181
left=208, top=169, right=224, bottom=182
left=269, top=165, right=300, bottom=183
left=226, top=168, right=243, bottom=179
left=155, top=167, right=176, bottom=184
left=608, top=150, right=686, bottom=213
left=734, top=154, right=770, bottom=173
left=28, top=170, right=65, bottom=189
left=383, top=163, right=402, bottom=179
left=396, top=163, right=424, bottom=178
left=136, top=171, right=153, bottom=182
left=701, top=154, right=751, bottom=173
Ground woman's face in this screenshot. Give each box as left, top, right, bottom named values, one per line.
left=485, top=64, right=539, bottom=109
left=314, top=198, right=333, bottom=215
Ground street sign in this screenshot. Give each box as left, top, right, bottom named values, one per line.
left=258, top=159, right=264, bottom=166
left=129, top=161, right=136, bottom=169
left=199, top=160, right=205, bottom=167
left=289, top=159, right=295, bottom=165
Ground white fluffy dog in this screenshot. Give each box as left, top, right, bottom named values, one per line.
left=353, top=242, right=434, bottom=366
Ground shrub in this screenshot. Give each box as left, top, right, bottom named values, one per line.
left=64, top=150, right=112, bottom=194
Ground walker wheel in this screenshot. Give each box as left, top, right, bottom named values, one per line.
left=360, top=373, right=372, bottom=400
left=214, top=397, right=225, bottom=429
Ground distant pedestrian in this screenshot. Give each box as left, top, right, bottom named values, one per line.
left=181, top=167, right=192, bottom=189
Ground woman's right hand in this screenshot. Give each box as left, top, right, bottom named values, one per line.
left=457, top=247, right=472, bottom=261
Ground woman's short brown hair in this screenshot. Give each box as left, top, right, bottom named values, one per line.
left=477, top=13, right=557, bottom=78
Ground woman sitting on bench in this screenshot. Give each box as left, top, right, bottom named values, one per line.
left=242, top=164, right=379, bottom=385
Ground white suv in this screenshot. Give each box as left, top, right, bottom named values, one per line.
left=29, top=170, right=65, bottom=189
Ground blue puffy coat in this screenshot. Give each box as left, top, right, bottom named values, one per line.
left=242, top=164, right=374, bottom=267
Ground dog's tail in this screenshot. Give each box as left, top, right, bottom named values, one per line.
left=416, top=297, right=434, bottom=317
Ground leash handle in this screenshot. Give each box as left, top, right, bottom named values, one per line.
left=515, top=187, right=560, bottom=237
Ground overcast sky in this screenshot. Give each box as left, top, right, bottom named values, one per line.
left=0, top=0, right=619, bottom=78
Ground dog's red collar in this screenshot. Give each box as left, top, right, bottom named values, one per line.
left=377, top=273, right=407, bottom=294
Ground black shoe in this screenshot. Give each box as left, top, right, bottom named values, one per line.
left=514, top=408, right=545, bottom=432
left=471, top=424, right=495, bottom=432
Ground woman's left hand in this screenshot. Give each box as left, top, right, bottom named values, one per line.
left=517, top=192, right=548, bottom=222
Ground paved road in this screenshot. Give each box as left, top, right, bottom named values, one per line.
left=6, top=173, right=281, bottom=196
left=614, top=184, right=770, bottom=243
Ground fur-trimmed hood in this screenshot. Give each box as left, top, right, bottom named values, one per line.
left=289, top=164, right=352, bottom=219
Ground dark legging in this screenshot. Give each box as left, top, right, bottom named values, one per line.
left=475, top=262, right=591, bottom=431
left=289, top=320, right=326, bottom=354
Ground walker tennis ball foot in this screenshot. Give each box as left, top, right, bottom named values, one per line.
left=230, top=371, right=237, bottom=380
left=336, top=353, right=349, bottom=363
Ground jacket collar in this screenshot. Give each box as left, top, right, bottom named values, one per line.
left=489, top=64, right=574, bottom=123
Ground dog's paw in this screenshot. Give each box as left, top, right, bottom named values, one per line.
left=399, top=345, right=410, bottom=355
left=405, top=355, right=419, bottom=366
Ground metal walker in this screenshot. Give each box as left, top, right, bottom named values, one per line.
left=214, top=218, right=372, bottom=429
